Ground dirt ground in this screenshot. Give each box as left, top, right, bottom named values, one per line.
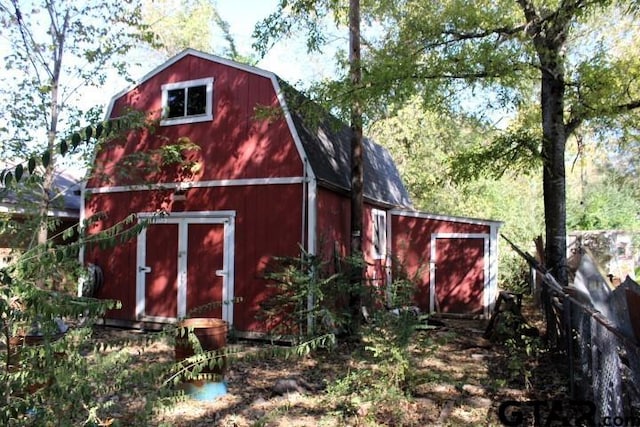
left=91, top=304, right=568, bottom=427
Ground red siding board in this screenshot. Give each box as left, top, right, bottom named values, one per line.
left=88, top=243, right=137, bottom=319
left=315, top=188, right=388, bottom=305
left=390, top=216, right=432, bottom=310
left=88, top=55, right=302, bottom=189
left=85, top=183, right=303, bottom=331
left=316, top=188, right=350, bottom=262
left=391, top=214, right=490, bottom=315
left=85, top=191, right=174, bottom=320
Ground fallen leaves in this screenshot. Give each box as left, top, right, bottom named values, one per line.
left=89, top=308, right=566, bottom=426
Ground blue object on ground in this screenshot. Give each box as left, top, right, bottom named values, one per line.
left=182, top=381, right=228, bottom=401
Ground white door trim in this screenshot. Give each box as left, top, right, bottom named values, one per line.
left=429, top=233, right=490, bottom=317
left=136, top=211, right=236, bottom=324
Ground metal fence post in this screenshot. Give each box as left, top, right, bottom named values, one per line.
left=564, top=295, right=575, bottom=399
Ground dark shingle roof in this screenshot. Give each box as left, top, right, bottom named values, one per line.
left=283, top=84, right=412, bottom=208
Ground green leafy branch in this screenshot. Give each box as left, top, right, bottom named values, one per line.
left=163, top=333, right=336, bottom=386
left=0, top=110, right=149, bottom=187
left=449, top=127, right=543, bottom=183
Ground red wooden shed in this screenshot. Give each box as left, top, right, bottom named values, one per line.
left=390, top=211, right=502, bottom=318
left=82, top=49, right=502, bottom=334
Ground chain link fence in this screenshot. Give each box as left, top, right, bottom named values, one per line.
left=503, top=235, right=640, bottom=425
left=539, top=272, right=640, bottom=425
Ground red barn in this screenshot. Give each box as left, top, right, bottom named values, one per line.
left=82, top=49, right=502, bottom=334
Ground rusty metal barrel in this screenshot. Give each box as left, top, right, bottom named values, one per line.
left=174, top=317, right=228, bottom=376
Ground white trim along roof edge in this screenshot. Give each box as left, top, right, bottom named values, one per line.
left=390, top=209, right=503, bottom=228
left=106, top=49, right=274, bottom=119
left=103, top=48, right=315, bottom=183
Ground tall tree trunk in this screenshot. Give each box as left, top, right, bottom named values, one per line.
left=519, top=0, right=571, bottom=287
left=534, top=8, right=569, bottom=286
left=36, top=6, right=68, bottom=246
left=539, top=52, right=569, bottom=286
left=349, top=0, right=363, bottom=336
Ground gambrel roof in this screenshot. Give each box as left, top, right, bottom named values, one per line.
left=107, top=49, right=412, bottom=208
left=292, top=109, right=412, bottom=207
left=282, top=83, right=412, bottom=208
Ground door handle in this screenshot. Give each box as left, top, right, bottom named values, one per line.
left=138, top=266, right=151, bottom=273
left=215, top=270, right=226, bottom=277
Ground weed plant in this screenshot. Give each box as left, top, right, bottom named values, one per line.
left=261, top=250, right=425, bottom=424
left=492, top=304, right=543, bottom=389
left=259, top=248, right=361, bottom=337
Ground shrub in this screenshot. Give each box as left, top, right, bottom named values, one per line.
left=261, top=250, right=425, bottom=424
left=0, top=214, right=177, bottom=425
left=259, top=248, right=357, bottom=337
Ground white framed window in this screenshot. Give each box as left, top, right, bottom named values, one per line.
left=161, top=77, right=214, bottom=126
left=371, top=209, right=387, bottom=260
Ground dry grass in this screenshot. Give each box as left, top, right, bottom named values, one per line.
left=90, top=306, right=565, bottom=426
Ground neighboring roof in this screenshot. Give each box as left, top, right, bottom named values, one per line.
left=107, top=49, right=412, bottom=209
left=0, top=169, right=81, bottom=218
left=53, top=171, right=82, bottom=212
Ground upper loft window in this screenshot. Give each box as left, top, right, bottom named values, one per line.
left=161, top=77, right=214, bottom=126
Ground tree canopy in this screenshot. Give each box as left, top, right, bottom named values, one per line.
left=255, top=0, right=640, bottom=286
left=141, top=0, right=251, bottom=62
left=0, top=0, right=156, bottom=244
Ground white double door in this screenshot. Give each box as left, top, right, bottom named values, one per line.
left=135, top=212, right=235, bottom=324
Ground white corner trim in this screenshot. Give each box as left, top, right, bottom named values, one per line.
left=305, top=167, right=318, bottom=333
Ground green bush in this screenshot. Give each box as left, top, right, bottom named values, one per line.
left=323, top=294, right=421, bottom=425
left=261, top=251, right=424, bottom=424
left=0, top=215, right=177, bottom=425
left=259, top=248, right=358, bottom=337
